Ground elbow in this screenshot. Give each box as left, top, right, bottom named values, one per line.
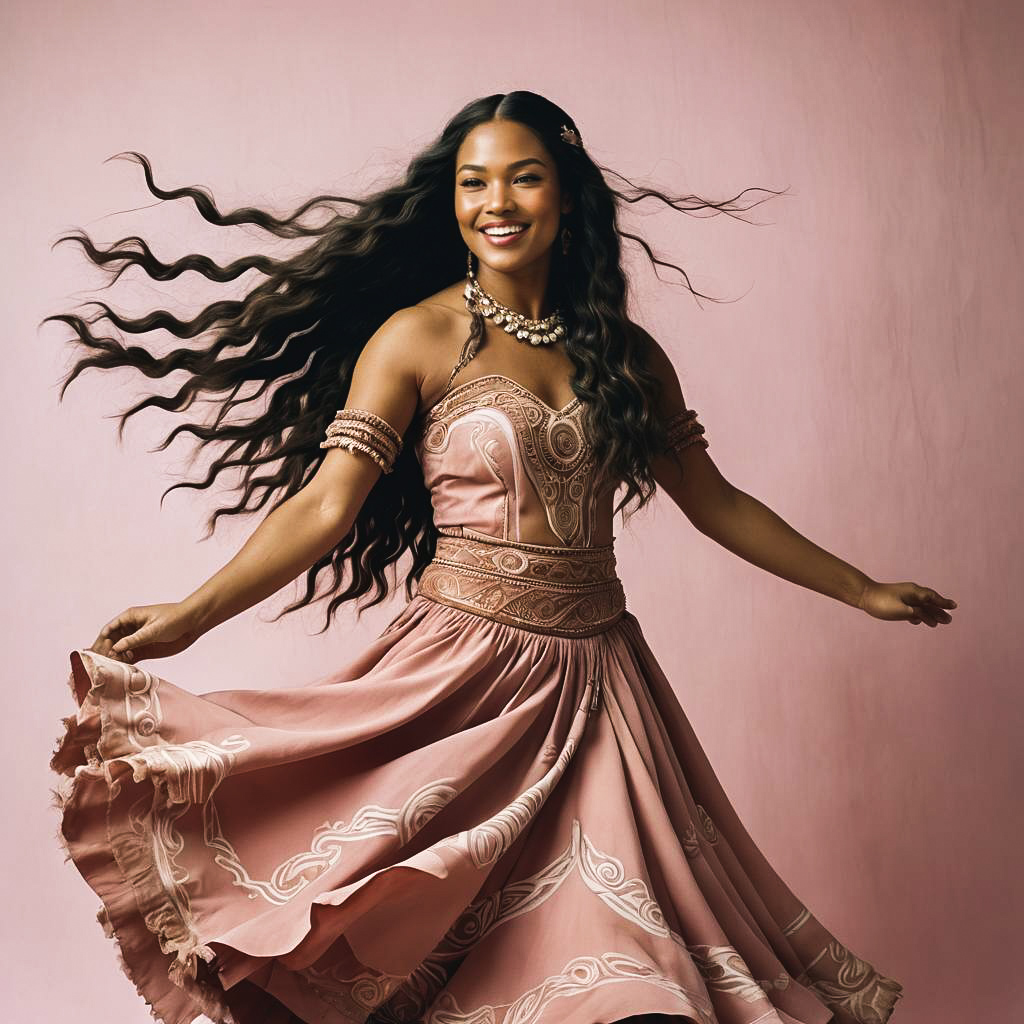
left=315, top=498, right=356, bottom=539
left=654, top=443, right=735, bottom=536
left=302, top=487, right=357, bottom=541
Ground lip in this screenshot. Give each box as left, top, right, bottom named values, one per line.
left=479, top=222, right=530, bottom=247
left=479, top=220, right=528, bottom=230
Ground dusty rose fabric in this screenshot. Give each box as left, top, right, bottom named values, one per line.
left=50, top=377, right=904, bottom=1024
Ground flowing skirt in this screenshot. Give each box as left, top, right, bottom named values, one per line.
left=50, top=538, right=904, bottom=1024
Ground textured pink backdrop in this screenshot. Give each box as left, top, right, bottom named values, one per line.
left=3, top=1, right=1020, bottom=1021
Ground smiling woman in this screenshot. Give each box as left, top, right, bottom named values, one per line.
left=45, top=90, right=931, bottom=1024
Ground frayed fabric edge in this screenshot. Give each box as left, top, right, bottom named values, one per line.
left=49, top=650, right=239, bottom=1024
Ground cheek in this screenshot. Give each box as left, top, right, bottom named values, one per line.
left=530, top=188, right=562, bottom=221
left=454, top=195, right=475, bottom=229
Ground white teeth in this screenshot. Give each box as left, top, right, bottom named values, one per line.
left=482, top=225, right=526, bottom=236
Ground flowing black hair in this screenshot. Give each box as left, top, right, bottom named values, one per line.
left=46, top=90, right=781, bottom=630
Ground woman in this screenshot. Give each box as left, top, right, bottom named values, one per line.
left=49, top=91, right=951, bottom=1024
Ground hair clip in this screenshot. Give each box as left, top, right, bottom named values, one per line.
left=560, top=124, right=582, bottom=148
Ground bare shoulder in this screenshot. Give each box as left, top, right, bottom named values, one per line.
left=628, top=320, right=687, bottom=407
left=628, top=321, right=728, bottom=520
left=352, top=302, right=449, bottom=397
left=362, top=304, right=451, bottom=371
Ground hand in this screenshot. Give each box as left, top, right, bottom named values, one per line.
left=88, top=602, right=203, bottom=663
left=857, top=581, right=957, bottom=626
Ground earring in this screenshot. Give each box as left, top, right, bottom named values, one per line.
left=466, top=248, right=475, bottom=275
left=561, top=226, right=573, bottom=256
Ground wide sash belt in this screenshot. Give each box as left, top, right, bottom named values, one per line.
left=416, top=529, right=627, bottom=638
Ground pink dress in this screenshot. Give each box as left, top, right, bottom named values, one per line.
left=50, top=369, right=904, bottom=1024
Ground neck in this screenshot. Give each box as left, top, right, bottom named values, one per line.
left=475, top=255, right=556, bottom=320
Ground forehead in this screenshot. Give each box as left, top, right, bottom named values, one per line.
left=455, top=120, right=550, bottom=169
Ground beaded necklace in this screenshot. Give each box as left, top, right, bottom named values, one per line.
left=463, top=256, right=567, bottom=347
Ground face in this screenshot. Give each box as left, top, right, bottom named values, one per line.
left=454, top=119, right=572, bottom=276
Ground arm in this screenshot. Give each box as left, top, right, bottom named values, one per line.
left=641, top=329, right=957, bottom=626
left=93, top=307, right=430, bottom=662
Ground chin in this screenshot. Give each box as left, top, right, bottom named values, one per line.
left=478, top=247, right=551, bottom=271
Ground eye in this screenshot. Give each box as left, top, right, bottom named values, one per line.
left=458, top=174, right=543, bottom=187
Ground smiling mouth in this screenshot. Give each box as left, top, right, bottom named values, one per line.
left=480, top=224, right=528, bottom=237
left=479, top=225, right=530, bottom=250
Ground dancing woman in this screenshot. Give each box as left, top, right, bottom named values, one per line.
left=49, top=90, right=950, bottom=1024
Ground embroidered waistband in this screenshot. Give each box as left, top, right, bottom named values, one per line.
left=417, top=530, right=626, bottom=638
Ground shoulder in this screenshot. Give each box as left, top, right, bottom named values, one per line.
left=627, top=320, right=688, bottom=407
left=361, top=305, right=449, bottom=365
left=351, top=304, right=448, bottom=394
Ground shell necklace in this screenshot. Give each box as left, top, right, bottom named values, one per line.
left=464, top=260, right=567, bottom=347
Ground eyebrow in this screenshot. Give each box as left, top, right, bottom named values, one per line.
left=455, top=157, right=547, bottom=174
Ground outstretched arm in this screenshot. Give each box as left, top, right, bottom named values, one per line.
left=642, top=330, right=957, bottom=627
left=92, top=307, right=430, bottom=663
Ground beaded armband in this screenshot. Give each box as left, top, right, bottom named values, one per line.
left=664, top=408, right=709, bottom=456
left=320, top=408, right=403, bottom=474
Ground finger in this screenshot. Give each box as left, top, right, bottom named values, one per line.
left=110, top=625, right=151, bottom=661
left=91, top=620, right=118, bottom=655
left=93, top=610, right=139, bottom=655
left=910, top=599, right=937, bottom=627
left=909, top=601, right=950, bottom=627
left=921, top=586, right=957, bottom=610
left=109, top=641, right=138, bottom=662
left=96, top=632, right=123, bottom=657
left=913, top=587, right=953, bottom=625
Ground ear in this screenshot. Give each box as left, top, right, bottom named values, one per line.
left=561, top=190, right=573, bottom=215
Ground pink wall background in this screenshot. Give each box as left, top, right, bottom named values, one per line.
left=3, top=0, right=1020, bottom=1020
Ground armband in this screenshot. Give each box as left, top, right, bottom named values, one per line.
left=664, top=408, right=709, bottom=456
left=320, top=408, right=403, bottom=474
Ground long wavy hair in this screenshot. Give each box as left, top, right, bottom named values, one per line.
left=47, top=90, right=779, bottom=630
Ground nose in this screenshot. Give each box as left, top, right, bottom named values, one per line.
left=485, top=180, right=515, bottom=215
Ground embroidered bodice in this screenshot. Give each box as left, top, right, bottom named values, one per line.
left=414, top=374, right=609, bottom=549
left=320, top=364, right=709, bottom=552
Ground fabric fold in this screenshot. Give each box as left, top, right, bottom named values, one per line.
left=50, top=598, right=902, bottom=1024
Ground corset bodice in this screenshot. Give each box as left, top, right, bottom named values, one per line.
left=319, top=366, right=710, bottom=632
left=413, top=374, right=614, bottom=549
